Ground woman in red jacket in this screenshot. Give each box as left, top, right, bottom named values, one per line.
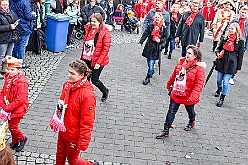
left=55, top=60, right=98, bottom=165
left=0, top=56, right=29, bottom=152
left=156, top=45, right=205, bottom=139
left=81, top=13, right=111, bottom=102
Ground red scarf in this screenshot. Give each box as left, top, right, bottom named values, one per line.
left=239, top=17, right=246, bottom=35
left=171, top=11, right=178, bottom=22
left=0, top=7, right=10, bottom=14
left=151, top=21, right=163, bottom=42
left=59, top=77, right=88, bottom=108
left=156, top=8, right=163, bottom=12
left=85, top=28, right=99, bottom=42
left=185, top=10, right=198, bottom=26
left=219, top=33, right=236, bottom=58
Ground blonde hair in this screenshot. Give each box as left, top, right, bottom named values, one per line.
left=153, top=12, right=165, bottom=25
left=224, top=23, right=243, bottom=43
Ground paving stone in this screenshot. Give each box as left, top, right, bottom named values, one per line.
left=1, top=30, right=245, bottom=165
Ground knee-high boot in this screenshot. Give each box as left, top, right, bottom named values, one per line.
left=216, top=94, right=226, bottom=107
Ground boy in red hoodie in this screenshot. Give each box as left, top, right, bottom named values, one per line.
left=0, top=56, right=29, bottom=152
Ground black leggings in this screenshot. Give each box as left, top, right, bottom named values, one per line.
left=84, top=60, right=108, bottom=95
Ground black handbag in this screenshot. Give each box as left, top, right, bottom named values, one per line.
left=12, top=30, right=20, bottom=42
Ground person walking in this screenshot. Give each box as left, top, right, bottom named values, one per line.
left=142, top=0, right=170, bottom=36
left=164, top=3, right=181, bottom=59
left=0, top=0, right=19, bottom=79
left=214, top=23, right=244, bottom=107
left=211, top=0, right=235, bottom=52
left=9, top=0, right=36, bottom=68
left=175, top=0, right=205, bottom=57
left=80, top=13, right=111, bottom=102
left=228, top=6, right=248, bottom=85
left=0, top=56, right=29, bottom=152
left=53, top=60, right=99, bottom=165
left=156, top=45, right=205, bottom=139
left=138, top=12, right=168, bottom=85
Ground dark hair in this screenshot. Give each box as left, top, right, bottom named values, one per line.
left=69, top=60, right=92, bottom=77
left=186, top=45, right=202, bottom=60
left=90, top=13, right=103, bottom=30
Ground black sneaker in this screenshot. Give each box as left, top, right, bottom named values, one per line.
left=9, top=142, right=18, bottom=150
left=164, top=51, right=168, bottom=55
left=101, top=88, right=109, bottom=102
left=94, top=162, right=100, bottom=165
left=156, top=130, right=169, bottom=139
left=15, top=137, right=28, bottom=152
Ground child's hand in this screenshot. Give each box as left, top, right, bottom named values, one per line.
left=138, top=43, right=141, bottom=48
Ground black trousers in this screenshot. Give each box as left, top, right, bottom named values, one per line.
left=67, top=24, right=75, bottom=45
left=84, top=60, right=108, bottom=95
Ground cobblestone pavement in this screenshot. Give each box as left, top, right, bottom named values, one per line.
left=1, top=30, right=248, bottom=165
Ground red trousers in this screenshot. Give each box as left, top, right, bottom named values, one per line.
left=8, top=117, right=25, bottom=143
left=56, top=132, right=94, bottom=165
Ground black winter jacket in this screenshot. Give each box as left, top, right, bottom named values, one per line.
left=81, top=5, right=105, bottom=24
left=176, top=11, right=205, bottom=46
left=0, top=9, right=17, bottom=44
left=168, top=12, right=181, bottom=39
left=215, top=38, right=244, bottom=74
left=139, top=24, right=168, bottom=60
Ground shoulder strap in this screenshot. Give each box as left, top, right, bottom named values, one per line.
left=186, top=65, right=196, bottom=73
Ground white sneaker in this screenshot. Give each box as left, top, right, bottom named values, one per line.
left=66, top=44, right=74, bottom=49
left=229, top=78, right=234, bottom=85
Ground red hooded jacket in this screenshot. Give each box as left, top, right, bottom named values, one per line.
left=59, top=80, right=96, bottom=151
left=81, top=24, right=111, bottom=68
left=167, top=57, right=205, bottom=105
left=0, top=73, right=29, bottom=118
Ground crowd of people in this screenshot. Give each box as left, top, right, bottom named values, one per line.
left=0, top=0, right=247, bottom=164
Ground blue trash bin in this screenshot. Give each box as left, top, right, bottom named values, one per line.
left=45, top=15, right=71, bottom=53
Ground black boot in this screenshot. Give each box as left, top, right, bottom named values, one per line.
left=15, top=137, right=28, bottom=152
left=156, top=123, right=170, bottom=139
left=101, top=88, right=109, bottom=102
left=214, top=87, right=222, bottom=97
left=212, top=41, right=218, bottom=52
left=164, top=50, right=168, bottom=55
left=184, top=120, right=195, bottom=131
left=216, top=94, right=225, bottom=107
left=9, top=142, right=18, bottom=150
left=156, top=128, right=169, bottom=139
left=167, top=54, right=171, bottom=59
left=142, top=73, right=151, bottom=85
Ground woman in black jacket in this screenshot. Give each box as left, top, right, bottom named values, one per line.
left=0, top=0, right=18, bottom=79
left=164, top=3, right=181, bottom=59
left=214, top=23, right=244, bottom=107
left=138, top=12, right=168, bottom=85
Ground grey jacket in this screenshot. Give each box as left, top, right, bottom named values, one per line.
left=176, top=11, right=205, bottom=46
